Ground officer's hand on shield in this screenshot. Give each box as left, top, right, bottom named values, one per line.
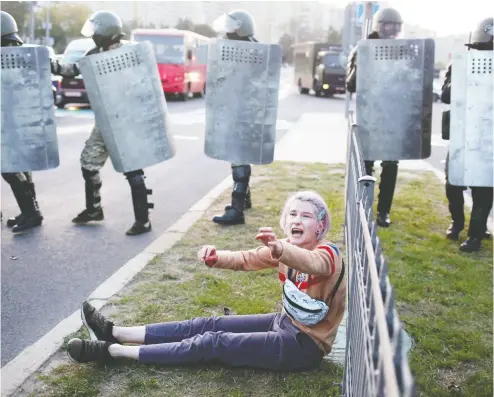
left=198, top=245, right=218, bottom=267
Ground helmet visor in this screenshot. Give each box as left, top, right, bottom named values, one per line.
left=81, top=19, right=100, bottom=38
left=212, top=13, right=242, bottom=34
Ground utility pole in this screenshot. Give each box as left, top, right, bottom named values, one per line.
left=362, top=1, right=374, bottom=39
left=44, top=3, right=52, bottom=46
left=29, top=1, right=36, bottom=43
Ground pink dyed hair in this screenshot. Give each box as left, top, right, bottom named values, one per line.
left=279, top=191, right=331, bottom=240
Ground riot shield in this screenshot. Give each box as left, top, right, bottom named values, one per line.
left=77, top=41, right=175, bottom=173
left=356, top=38, right=435, bottom=160
left=204, top=39, right=282, bottom=165
left=449, top=51, right=493, bottom=187
left=1, top=45, right=59, bottom=172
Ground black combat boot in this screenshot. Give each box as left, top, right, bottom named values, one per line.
left=11, top=181, right=43, bottom=233
left=376, top=161, right=398, bottom=228
left=445, top=182, right=465, bottom=239
left=213, top=165, right=251, bottom=226
left=446, top=222, right=464, bottom=240
left=225, top=186, right=252, bottom=211
left=6, top=181, right=28, bottom=228
left=460, top=187, right=494, bottom=252
left=484, top=228, right=491, bottom=239
left=460, top=237, right=482, bottom=252
left=72, top=168, right=104, bottom=224
left=376, top=213, right=391, bottom=228
left=125, top=171, right=153, bottom=236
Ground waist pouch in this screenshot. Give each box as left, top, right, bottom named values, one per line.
left=282, top=261, right=345, bottom=326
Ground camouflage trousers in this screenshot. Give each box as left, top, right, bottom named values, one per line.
left=80, top=125, right=109, bottom=171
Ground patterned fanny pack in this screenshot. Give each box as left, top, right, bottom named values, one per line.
left=282, top=261, right=345, bottom=326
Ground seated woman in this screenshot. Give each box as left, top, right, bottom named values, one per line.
left=67, top=191, right=346, bottom=372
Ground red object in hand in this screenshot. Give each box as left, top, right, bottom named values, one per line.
left=204, top=247, right=218, bottom=267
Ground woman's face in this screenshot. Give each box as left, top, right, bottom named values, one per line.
left=285, top=200, right=322, bottom=247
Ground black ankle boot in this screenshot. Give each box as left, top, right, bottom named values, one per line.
left=126, top=172, right=153, bottom=236
left=376, top=212, right=391, bottom=227
left=225, top=187, right=251, bottom=211
left=73, top=169, right=104, bottom=224
left=460, top=237, right=482, bottom=252
left=214, top=165, right=249, bottom=226
left=7, top=180, right=29, bottom=227
left=72, top=208, right=104, bottom=224
left=11, top=182, right=43, bottom=233
left=213, top=207, right=245, bottom=225
left=446, top=222, right=464, bottom=240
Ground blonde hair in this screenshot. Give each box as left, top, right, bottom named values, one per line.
left=279, top=191, right=331, bottom=240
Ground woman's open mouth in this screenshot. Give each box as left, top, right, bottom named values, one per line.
left=291, top=227, right=304, bottom=237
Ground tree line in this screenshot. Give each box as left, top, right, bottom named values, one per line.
left=2, top=1, right=341, bottom=62
left=1, top=3, right=218, bottom=53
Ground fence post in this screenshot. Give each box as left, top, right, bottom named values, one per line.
left=357, top=175, right=376, bottom=221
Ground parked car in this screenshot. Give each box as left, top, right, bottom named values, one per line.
left=55, top=38, right=94, bottom=109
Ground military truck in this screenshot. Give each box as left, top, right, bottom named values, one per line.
left=293, top=41, right=346, bottom=97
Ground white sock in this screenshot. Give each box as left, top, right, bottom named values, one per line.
left=113, top=326, right=146, bottom=344
left=108, top=344, right=139, bottom=360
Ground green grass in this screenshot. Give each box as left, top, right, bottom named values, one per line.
left=22, top=162, right=492, bottom=397
left=380, top=172, right=493, bottom=397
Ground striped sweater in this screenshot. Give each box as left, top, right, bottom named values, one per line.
left=211, top=239, right=346, bottom=355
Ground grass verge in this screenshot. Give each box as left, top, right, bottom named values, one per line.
left=15, top=162, right=492, bottom=397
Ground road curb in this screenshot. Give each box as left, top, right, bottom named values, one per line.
left=1, top=174, right=233, bottom=397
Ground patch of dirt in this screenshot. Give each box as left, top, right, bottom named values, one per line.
left=436, top=362, right=478, bottom=395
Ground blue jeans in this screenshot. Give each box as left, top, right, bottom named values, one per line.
left=139, top=313, right=323, bottom=371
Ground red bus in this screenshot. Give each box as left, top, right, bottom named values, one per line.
left=131, top=28, right=210, bottom=101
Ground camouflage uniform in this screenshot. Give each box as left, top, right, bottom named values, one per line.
left=53, top=42, right=153, bottom=235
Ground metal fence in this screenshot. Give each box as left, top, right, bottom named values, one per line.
left=342, top=112, right=416, bottom=397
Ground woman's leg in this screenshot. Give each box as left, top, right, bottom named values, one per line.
left=138, top=315, right=323, bottom=371
left=68, top=314, right=323, bottom=371
left=143, top=313, right=277, bottom=345
left=81, top=300, right=276, bottom=345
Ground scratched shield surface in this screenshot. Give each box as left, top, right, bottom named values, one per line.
left=448, top=51, right=493, bottom=187
left=204, top=39, right=282, bottom=165
left=356, top=38, right=435, bottom=161
left=1, top=45, right=59, bottom=172
left=78, top=41, right=175, bottom=173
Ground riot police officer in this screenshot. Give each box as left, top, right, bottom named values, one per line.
left=441, top=17, right=493, bottom=252
left=1, top=10, right=44, bottom=233
left=211, top=10, right=255, bottom=226
left=345, top=7, right=403, bottom=227
left=51, top=11, right=153, bottom=236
